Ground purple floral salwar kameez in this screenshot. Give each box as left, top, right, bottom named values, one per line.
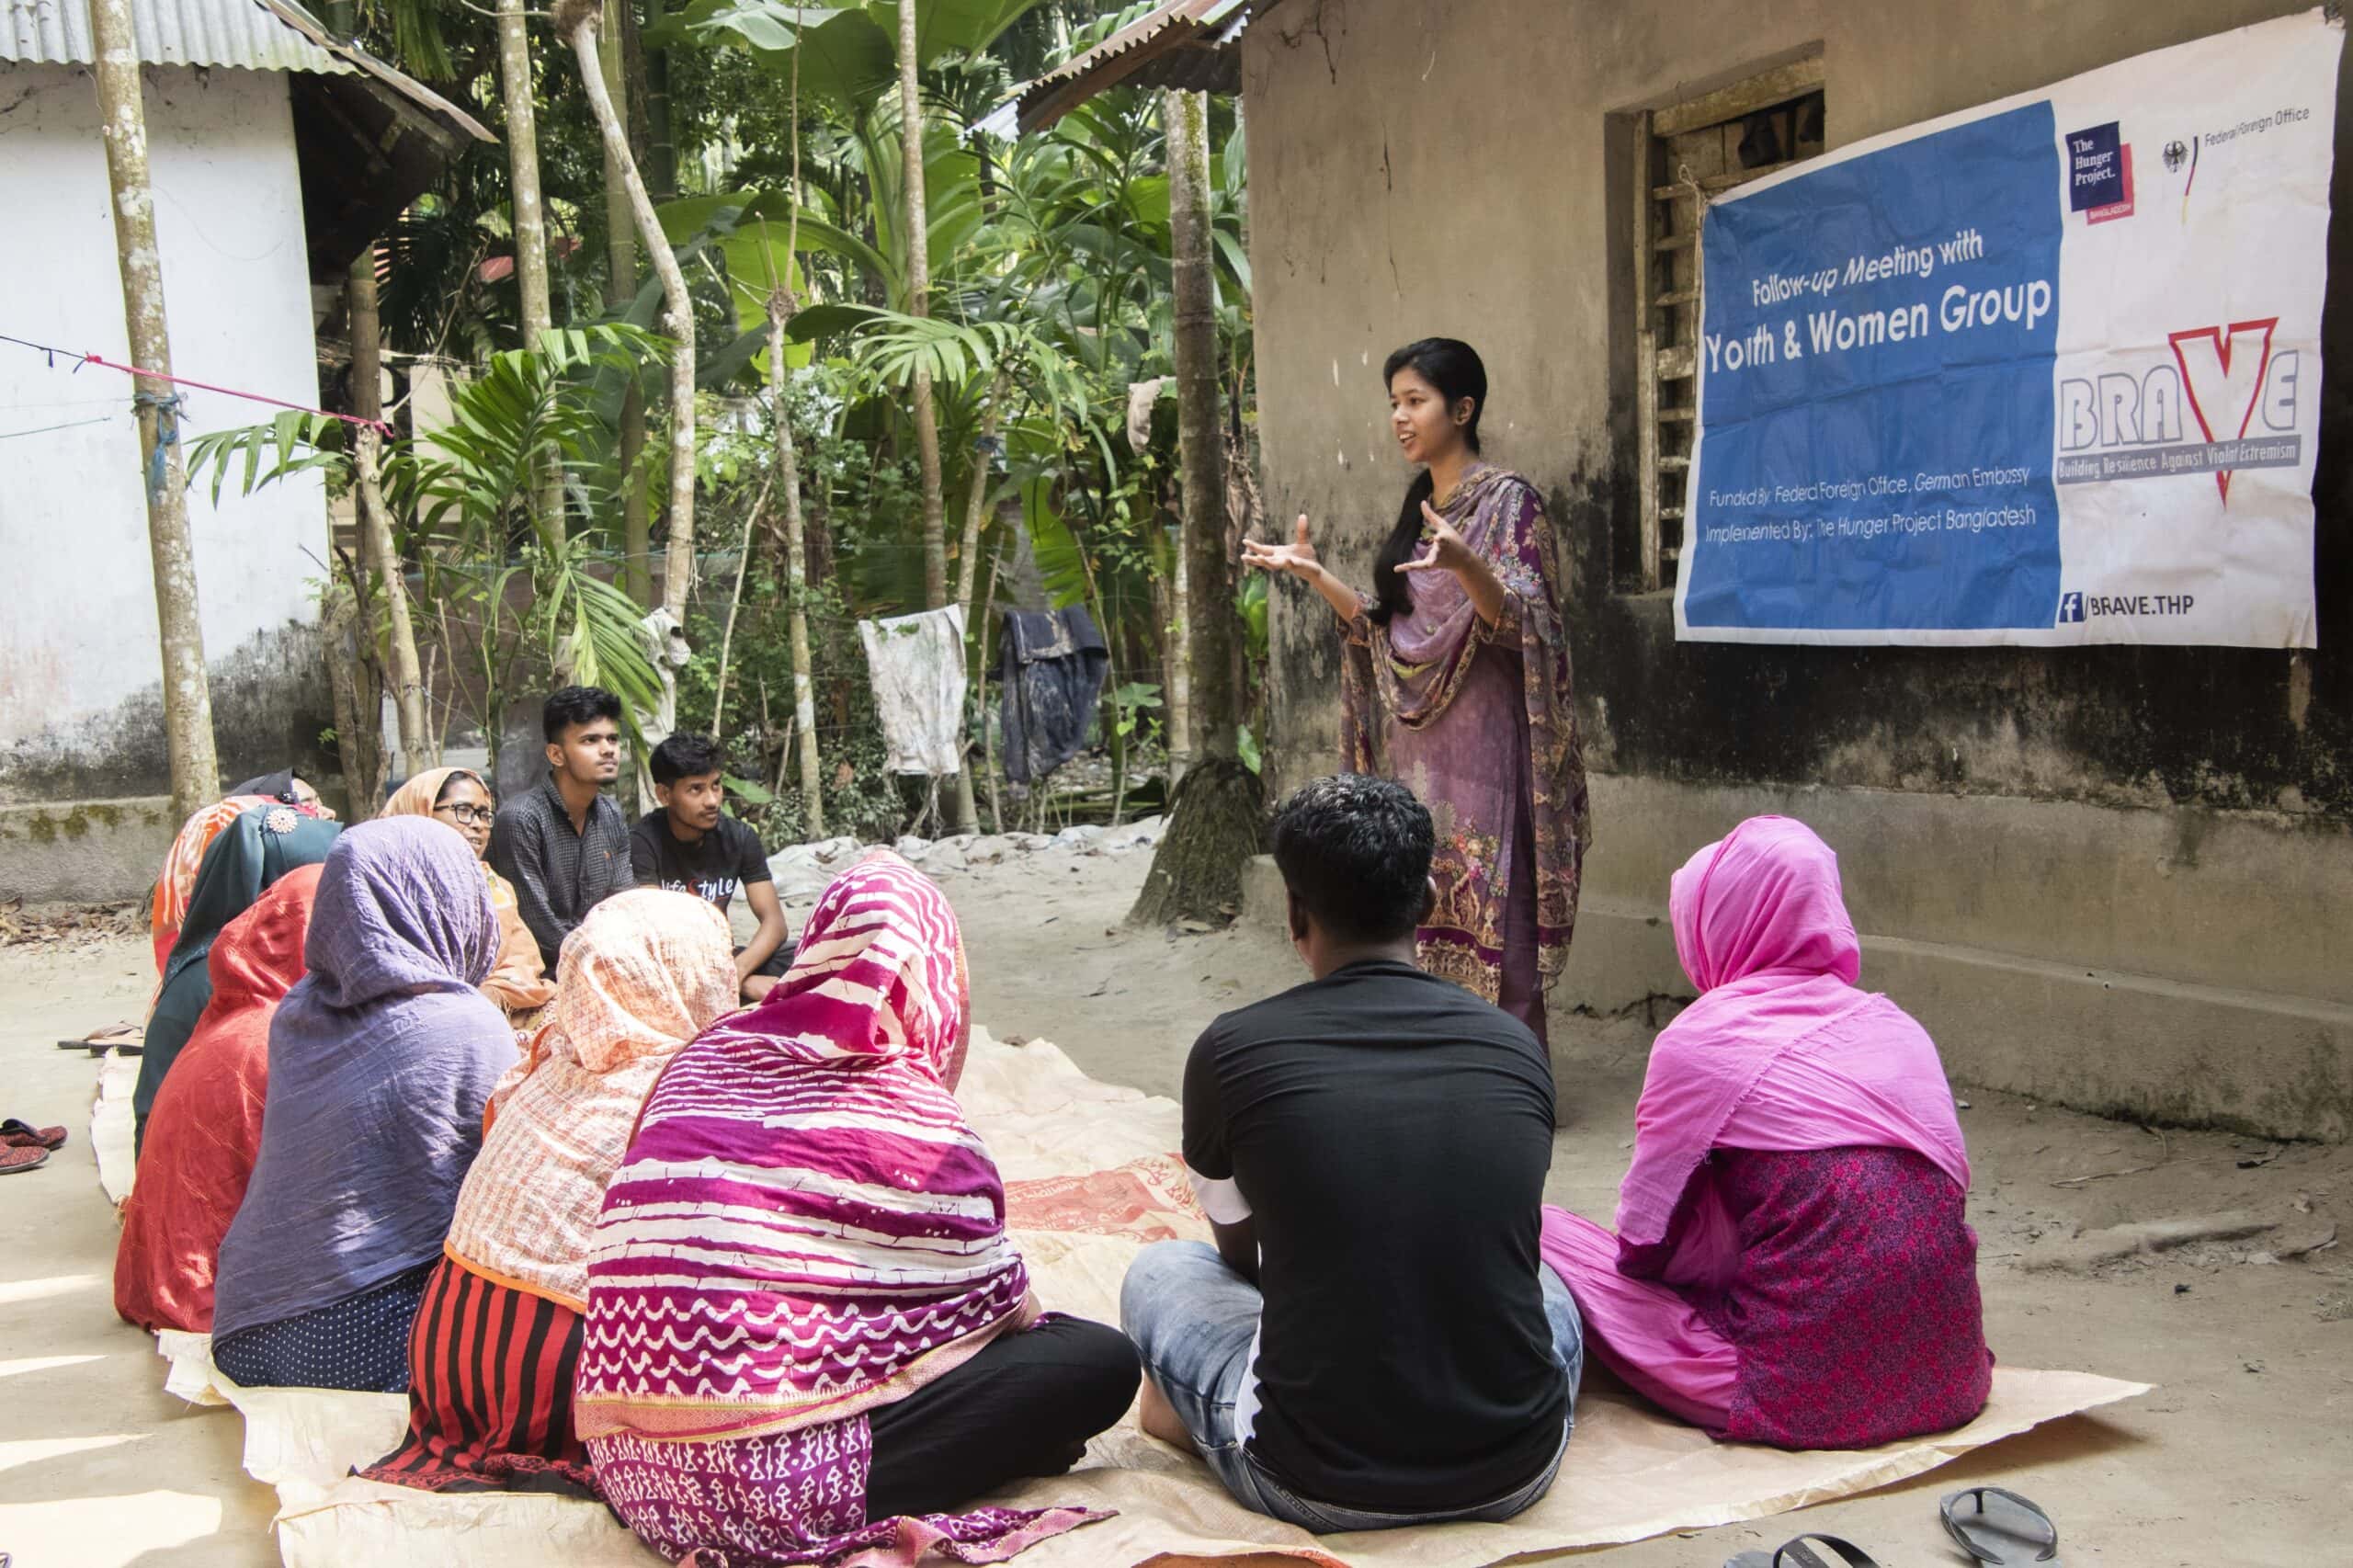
left=1339, top=463, right=1590, bottom=1041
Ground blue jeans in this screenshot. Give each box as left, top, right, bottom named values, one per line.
left=1119, top=1240, right=1583, bottom=1533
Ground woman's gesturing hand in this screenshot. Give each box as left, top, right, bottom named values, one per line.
left=1396, top=501, right=1475, bottom=576
left=1242, top=513, right=1322, bottom=581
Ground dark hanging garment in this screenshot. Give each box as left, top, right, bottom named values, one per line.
left=997, top=608, right=1109, bottom=784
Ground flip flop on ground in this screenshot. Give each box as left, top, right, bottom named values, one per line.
left=1942, top=1486, right=2061, bottom=1564
left=1726, top=1533, right=1882, bottom=1567
left=0, top=1146, right=50, bottom=1176
left=57, top=1022, right=142, bottom=1055
left=0, top=1119, right=67, bottom=1151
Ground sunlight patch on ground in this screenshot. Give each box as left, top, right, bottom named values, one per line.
left=0, top=1273, right=104, bottom=1307
left=0, top=1353, right=106, bottom=1381
left=0, top=1432, right=135, bottom=1472
left=0, top=1490, right=227, bottom=1568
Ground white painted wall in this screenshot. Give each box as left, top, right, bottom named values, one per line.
left=0, top=62, right=326, bottom=771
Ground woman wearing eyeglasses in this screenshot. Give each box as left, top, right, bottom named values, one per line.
left=383, top=768, right=558, bottom=1020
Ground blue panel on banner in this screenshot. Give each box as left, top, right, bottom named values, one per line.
left=1685, top=101, right=2063, bottom=631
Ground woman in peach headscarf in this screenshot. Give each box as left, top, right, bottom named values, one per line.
left=381, top=767, right=555, bottom=1017
left=361, top=887, right=738, bottom=1494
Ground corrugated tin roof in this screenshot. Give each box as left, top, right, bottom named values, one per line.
left=1, top=0, right=350, bottom=74
left=1011, top=0, right=1279, bottom=135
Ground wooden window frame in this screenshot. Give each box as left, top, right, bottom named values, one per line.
left=1631, top=57, right=1825, bottom=592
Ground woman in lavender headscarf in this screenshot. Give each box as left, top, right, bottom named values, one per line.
left=210, top=817, right=514, bottom=1392
left=1244, top=338, right=1588, bottom=1044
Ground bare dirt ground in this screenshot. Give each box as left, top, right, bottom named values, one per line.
left=1, top=848, right=2346, bottom=1567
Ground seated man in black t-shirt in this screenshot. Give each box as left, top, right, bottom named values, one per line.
left=1120, top=774, right=1581, bottom=1533
left=629, top=733, right=793, bottom=1001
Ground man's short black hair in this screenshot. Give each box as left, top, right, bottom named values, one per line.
left=1271, top=774, right=1435, bottom=943
left=543, top=685, right=623, bottom=743
left=651, top=732, right=726, bottom=788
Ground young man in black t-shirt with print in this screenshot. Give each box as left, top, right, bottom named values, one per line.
left=629, top=733, right=793, bottom=1001
left=1120, top=774, right=1582, bottom=1532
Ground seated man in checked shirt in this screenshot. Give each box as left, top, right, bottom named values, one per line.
left=488, top=686, right=632, bottom=973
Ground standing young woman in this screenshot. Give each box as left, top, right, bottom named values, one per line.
left=1242, top=338, right=1588, bottom=1044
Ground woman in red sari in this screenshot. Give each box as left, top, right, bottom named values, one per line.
left=115, top=865, right=324, bottom=1333
left=1244, top=338, right=1588, bottom=1043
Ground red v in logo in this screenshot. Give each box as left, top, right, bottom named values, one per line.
left=2168, top=319, right=2278, bottom=504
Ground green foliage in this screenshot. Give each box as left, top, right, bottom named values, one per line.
left=671, top=551, right=910, bottom=846
left=1237, top=570, right=1268, bottom=665
left=187, top=410, right=352, bottom=507
left=668, top=0, right=1050, bottom=104
left=186, top=326, right=674, bottom=767
left=334, top=0, right=1254, bottom=804
left=1110, top=680, right=1161, bottom=740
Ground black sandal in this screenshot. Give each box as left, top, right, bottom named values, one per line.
left=1941, top=1486, right=2059, bottom=1564
left=1726, top=1534, right=1883, bottom=1568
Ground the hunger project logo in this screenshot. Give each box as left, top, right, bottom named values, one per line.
left=2067, top=122, right=2135, bottom=222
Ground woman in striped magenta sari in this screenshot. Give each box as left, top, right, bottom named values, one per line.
left=574, top=851, right=1139, bottom=1567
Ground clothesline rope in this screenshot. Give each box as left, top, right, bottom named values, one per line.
left=0, top=413, right=122, bottom=442
left=0, top=330, right=393, bottom=437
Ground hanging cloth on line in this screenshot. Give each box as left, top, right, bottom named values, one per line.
left=857, top=604, right=968, bottom=777
left=997, top=607, right=1108, bottom=785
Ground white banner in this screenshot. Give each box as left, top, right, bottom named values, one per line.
left=1677, top=9, right=2339, bottom=646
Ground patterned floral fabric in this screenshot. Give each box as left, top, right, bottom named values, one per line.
left=1541, top=1147, right=1992, bottom=1449
left=578, top=853, right=1106, bottom=1566
left=1338, top=463, right=1589, bottom=1010
left=575, top=853, right=1017, bottom=1447
left=588, top=1427, right=1099, bottom=1568
left=443, top=887, right=738, bottom=1310
left=1705, top=1146, right=1991, bottom=1448
left=149, top=794, right=298, bottom=974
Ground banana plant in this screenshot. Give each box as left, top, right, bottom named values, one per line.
left=187, top=325, right=672, bottom=767
left=659, top=0, right=1049, bottom=107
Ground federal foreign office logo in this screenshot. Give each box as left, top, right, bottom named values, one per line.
left=2058, top=592, right=2086, bottom=625
left=2164, top=139, right=2189, bottom=174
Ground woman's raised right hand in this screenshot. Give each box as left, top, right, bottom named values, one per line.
left=1242, top=513, right=1322, bottom=580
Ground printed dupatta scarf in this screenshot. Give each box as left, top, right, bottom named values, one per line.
left=1339, top=462, right=1590, bottom=1002
left=575, top=852, right=1026, bottom=1447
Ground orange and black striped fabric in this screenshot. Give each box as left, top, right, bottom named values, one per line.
left=359, top=1255, right=597, bottom=1495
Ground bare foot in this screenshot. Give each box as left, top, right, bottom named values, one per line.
left=1137, top=1377, right=1197, bottom=1454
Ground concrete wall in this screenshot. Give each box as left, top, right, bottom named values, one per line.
left=1238, top=0, right=2353, bottom=1137
left=0, top=62, right=334, bottom=829
left=0, top=63, right=336, bottom=890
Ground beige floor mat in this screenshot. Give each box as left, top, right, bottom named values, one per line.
left=149, top=1029, right=2145, bottom=1566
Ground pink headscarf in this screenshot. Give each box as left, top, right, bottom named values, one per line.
left=1615, top=817, right=1971, bottom=1264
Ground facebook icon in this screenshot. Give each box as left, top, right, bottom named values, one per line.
left=2057, top=591, right=2086, bottom=624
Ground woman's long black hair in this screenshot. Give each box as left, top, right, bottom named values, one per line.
left=1370, top=337, right=1487, bottom=626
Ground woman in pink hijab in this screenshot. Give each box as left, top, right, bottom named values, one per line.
left=1540, top=816, right=1991, bottom=1449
